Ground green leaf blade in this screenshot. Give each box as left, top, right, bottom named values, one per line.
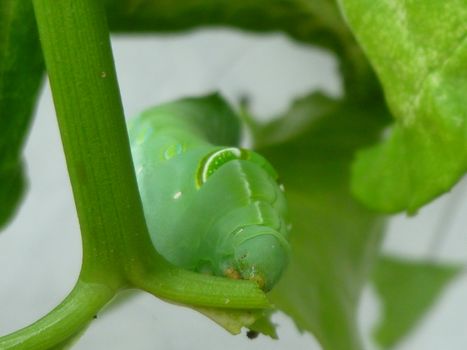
left=254, top=93, right=389, bottom=350
left=194, top=307, right=276, bottom=338
left=338, top=0, right=467, bottom=213
left=0, top=0, right=44, bottom=229
left=372, top=255, right=461, bottom=349
left=0, top=162, right=24, bottom=228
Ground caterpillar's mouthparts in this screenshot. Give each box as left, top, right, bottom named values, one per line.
left=229, top=225, right=289, bottom=291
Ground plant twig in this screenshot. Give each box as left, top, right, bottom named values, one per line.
left=0, top=281, right=115, bottom=349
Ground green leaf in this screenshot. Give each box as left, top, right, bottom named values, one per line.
left=338, top=0, right=467, bottom=213
left=0, top=162, right=24, bottom=230
left=102, top=290, right=276, bottom=338
left=0, top=0, right=44, bottom=229
left=248, top=310, right=278, bottom=339
left=372, top=255, right=461, bottom=349
left=194, top=307, right=276, bottom=338
left=248, top=93, right=340, bottom=148
left=254, top=92, right=389, bottom=350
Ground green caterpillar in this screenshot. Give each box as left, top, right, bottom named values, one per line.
left=128, top=94, right=290, bottom=291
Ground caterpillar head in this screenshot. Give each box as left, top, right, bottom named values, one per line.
left=224, top=225, right=289, bottom=291
left=193, top=147, right=290, bottom=291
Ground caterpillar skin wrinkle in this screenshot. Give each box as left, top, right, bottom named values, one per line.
left=128, top=94, right=290, bottom=291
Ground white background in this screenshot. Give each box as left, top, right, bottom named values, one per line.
left=1, top=29, right=466, bottom=349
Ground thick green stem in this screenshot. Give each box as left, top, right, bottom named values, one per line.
left=0, top=280, right=115, bottom=350
left=32, top=0, right=153, bottom=286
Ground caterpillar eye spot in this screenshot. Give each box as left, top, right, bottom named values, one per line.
left=164, top=143, right=184, bottom=160
left=197, top=147, right=246, bottom=187
left=279, top=183, right=285, bottom=192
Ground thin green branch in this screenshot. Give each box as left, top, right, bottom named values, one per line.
left=0, top=280, right=115, bottom=350
left=133, top=258, right=270, bottom=309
